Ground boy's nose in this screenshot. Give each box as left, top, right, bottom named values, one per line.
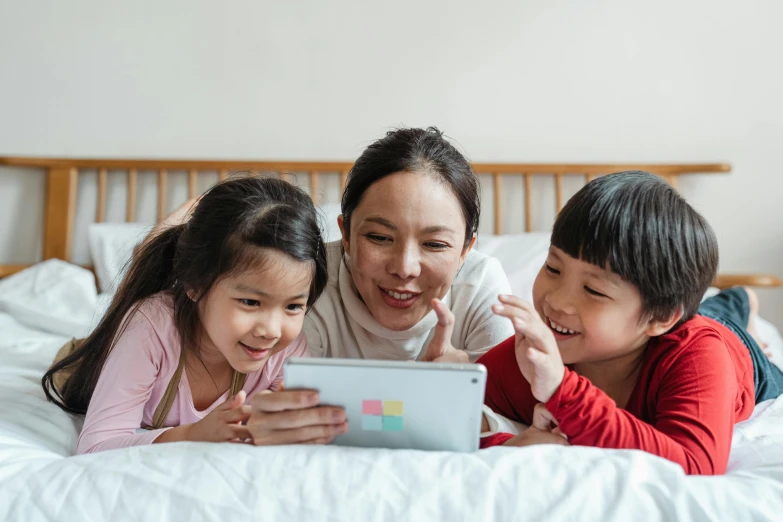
left=545, top=287, right=576, bottom=316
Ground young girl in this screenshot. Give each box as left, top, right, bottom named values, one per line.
left=42, top=176, right=346, bottom=453
left=479, top=171, right=783, bottom=475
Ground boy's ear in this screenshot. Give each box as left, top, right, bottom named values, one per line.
left=645, top=307, right=683, bottom=337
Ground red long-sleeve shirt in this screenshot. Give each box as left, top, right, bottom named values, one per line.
left=477, top=315, right=756, bottom=475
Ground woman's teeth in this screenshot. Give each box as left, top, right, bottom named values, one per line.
left=384, top=289, right=414, bottom=300
left=548, top=319, right=576, bottom=335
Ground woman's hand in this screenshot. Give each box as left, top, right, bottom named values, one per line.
left=492, top=294, right=565, bottom=403
left=422, top=298, right=469, bottom=363
left=159, top=391, right=253, bottom=443
left=246, top=389, right=348, bottom=445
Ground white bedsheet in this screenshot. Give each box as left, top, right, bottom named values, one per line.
left=1, top=261, right=783, bottom=521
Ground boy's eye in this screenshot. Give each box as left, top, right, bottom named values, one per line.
left=584, top=286, right=607, bottom=298
left=238, top=298, right=260, bottom=307
left=545, top=264, right=560, bottom=275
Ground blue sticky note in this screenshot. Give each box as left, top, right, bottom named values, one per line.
left=362, top=415, right=383, bottom=431
left=382, top=415, right=403, bottom=432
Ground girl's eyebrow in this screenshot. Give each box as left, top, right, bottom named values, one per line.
left=234, top=284, right=307, bottom=300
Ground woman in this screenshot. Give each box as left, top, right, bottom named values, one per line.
left=247, top=127, right=515, bottom=445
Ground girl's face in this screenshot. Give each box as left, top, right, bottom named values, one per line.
left=197, top=249, right=313, bottom=373
left=339, top=171, right=474, bottom=331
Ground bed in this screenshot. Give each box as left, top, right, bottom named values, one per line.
left=1, top=157, right=782, bottom=521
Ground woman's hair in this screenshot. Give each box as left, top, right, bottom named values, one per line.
left=341, top=127, right=480, bottom=248
left=42, top=175, right=328, bottom=415
left=550, top=171, right=719, bottom=326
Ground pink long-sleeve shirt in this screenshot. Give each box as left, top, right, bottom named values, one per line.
left=77, top=293, right=309, bottom=454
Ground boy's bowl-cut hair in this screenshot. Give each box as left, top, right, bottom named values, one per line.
left=551, top=171, right=719, bottom=327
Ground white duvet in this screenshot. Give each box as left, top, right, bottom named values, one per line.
left=1, top=261, right=783, bottom=521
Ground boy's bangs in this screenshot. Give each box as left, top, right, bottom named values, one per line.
left=550, top=191, right=639, bottom=283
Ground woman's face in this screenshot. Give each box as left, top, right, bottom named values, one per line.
left=339, top=171, right=475, bottom=331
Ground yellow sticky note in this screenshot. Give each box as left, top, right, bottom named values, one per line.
left=383, top=400, right=403, bottom=416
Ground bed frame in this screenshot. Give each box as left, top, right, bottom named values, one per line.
left=0, top=156, right=779, bottom=289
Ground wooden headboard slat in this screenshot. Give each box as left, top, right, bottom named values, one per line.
left=0, top=156, right=735, bottom=281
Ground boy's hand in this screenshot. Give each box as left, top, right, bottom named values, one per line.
left=492, top=295, right=565, bottom=403
left=186, top=390, right=253, bottom=442
left=422, top=298, right=469, bottom=363
left=502, top=427, right=570, bottom=447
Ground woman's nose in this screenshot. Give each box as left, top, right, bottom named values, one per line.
left=388, top=242, right=421, bottom=279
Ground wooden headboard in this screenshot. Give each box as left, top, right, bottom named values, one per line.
left=0, top=156, right=779, bottom=289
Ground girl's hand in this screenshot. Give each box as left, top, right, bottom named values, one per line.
left=492, top=294, right=565, bottom=403
left=186, top=391, right=253, bottom=442
left=247, top=389, right=348, bottom=445
left=422, top=298, right=469, bottom=363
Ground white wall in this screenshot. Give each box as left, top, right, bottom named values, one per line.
left=1, top=0, right=782, bottom=327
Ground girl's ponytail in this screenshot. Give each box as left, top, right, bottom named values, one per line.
left=42, top=224, right=185, bottom=415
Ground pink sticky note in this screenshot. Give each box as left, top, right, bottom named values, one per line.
left=362, top=400, right=383, bottom=415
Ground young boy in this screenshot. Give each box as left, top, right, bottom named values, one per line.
left=478, top=171, right=783, bottom=475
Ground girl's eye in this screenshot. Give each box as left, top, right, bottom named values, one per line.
left=584, top=286, right=607, bottom=298
left=545, top=264, right=560, bottom=275
left=238, top=299, right=260, bottom=307
left=287, top=304, right=306, bottom=312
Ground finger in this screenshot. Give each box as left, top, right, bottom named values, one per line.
left=255, top=406, right=346, bottom=430
left=220, top=390, right=246, bottom=410
left=225, top=404, right=253, bottom=424
left=497, top=294, right=536, bottom=312
left=517, top=318, right=555, bottom=353
left=532, top=404, right=558, bottom=431
left=229, top=424, right=253, bottom=441
left=492, top=303, right=535, bottom=323
left=255, top=422, right=348, bottom=446
left=250, top=389, right=320, bottom=412
left=301, top=436, right=335, bottom=445
left=423, top=298, right=456, bottom=361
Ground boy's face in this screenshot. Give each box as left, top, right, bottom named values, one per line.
left=531, top=246, right=653, bottom=365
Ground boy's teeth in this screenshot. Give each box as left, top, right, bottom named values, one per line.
left=548, top=319, right=576, bottom=335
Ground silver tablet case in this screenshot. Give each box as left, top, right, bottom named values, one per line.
left=283, top=358, right=487, bottom=452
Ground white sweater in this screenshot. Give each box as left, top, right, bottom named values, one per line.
left=303, top=241, right=514, bottom=362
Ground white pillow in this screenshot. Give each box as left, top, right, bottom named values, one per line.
left=88, top=223, right=152, bottom=294
left=475, top=232, right=551, bottom=303
left=0, top=259, right=99, bottom=338
left=318, top=202, right=343, bottom=243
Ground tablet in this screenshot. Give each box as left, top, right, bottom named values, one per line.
left=283, top=358, right=486, bottom=452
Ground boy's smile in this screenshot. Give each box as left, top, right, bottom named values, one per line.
left=532, top=246, right=656, bottom=367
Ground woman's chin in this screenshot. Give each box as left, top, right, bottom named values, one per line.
left=374, top=308, right=429, bottom=331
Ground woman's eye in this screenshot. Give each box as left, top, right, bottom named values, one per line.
left=584, top=286, right=607, bottom=298
left=287, top=304, right=305, bottom=312
left=424, top=242, right=449, bottom=250
left=545, top=264, right=560, bottom=275
left=366, top=234, right=390, bottom=243
left=238, top=299, right=260, bottom=307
